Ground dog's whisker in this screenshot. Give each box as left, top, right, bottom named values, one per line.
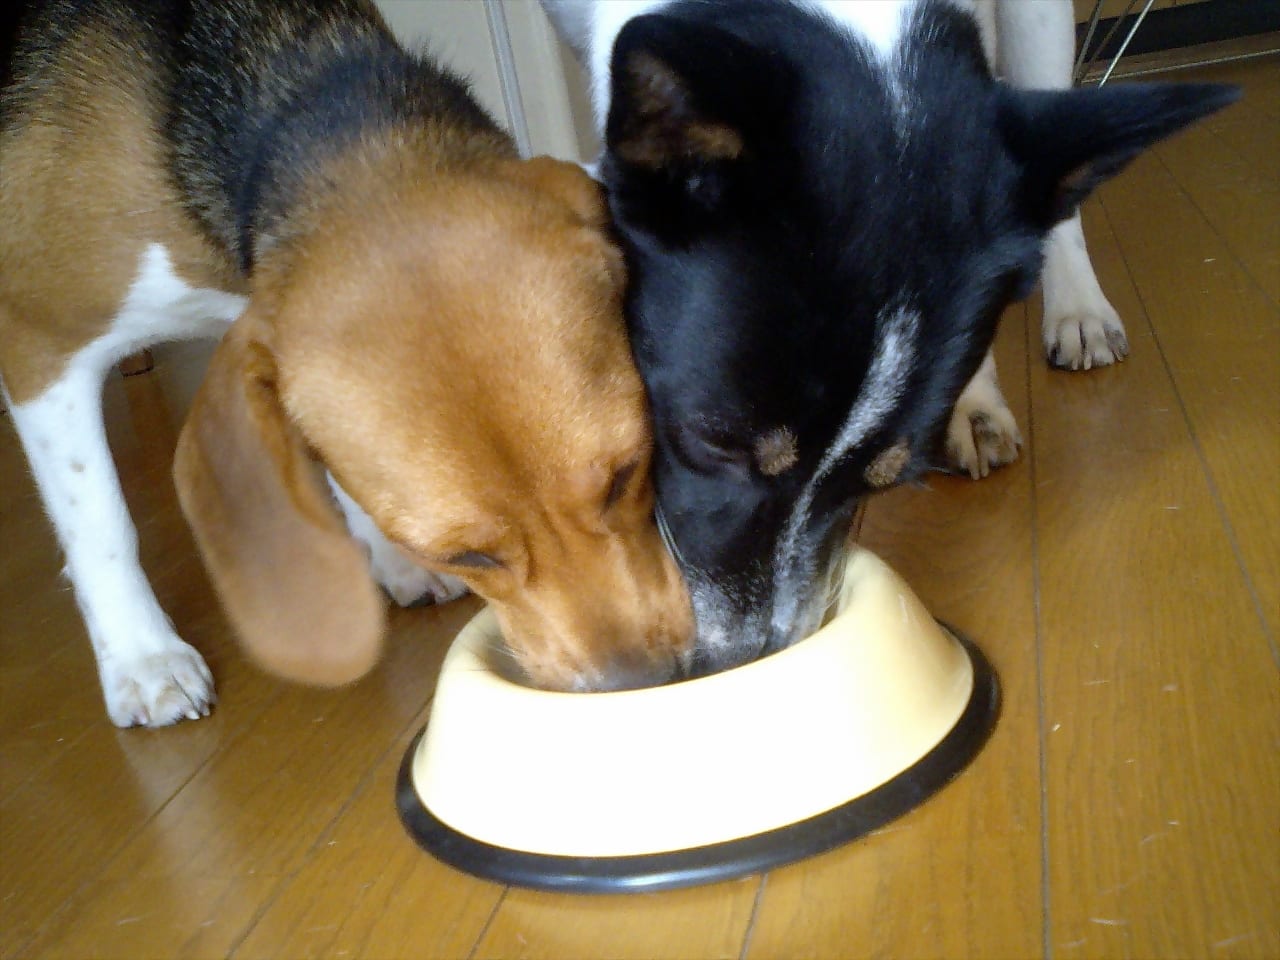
left=654, top=504, right=687, bottom=568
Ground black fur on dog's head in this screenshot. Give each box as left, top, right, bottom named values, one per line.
left=600, top=0, right=1238, bottom=674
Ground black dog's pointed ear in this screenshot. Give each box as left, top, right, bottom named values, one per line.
left=609, top=48, right=744, bottom=169
left=606, top=15, right=773, bottom=176
left=1001, top=82, right=1239, bottom=226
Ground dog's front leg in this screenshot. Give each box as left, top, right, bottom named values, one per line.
left=944, top=349, right=1022, bottom=479
left=325, top=475, right=468, bottom=608
left=8, top=364, right=215, bottom=727
left=996, top=0, right=1128, bottom=370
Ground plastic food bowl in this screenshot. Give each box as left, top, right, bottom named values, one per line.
left=397, top=547, right=998, bottom=892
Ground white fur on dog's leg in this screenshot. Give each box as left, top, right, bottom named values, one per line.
left=9, top=368, right=216, bottom=727
left=101, top=644, right=215, bottom=727
left=326, top=475, right=469, bottom=607
left=945, top=351, right=1022, bottom=479
left=1042, top=214, right=1128, bottom=371
left=379, top=554, right=468, bottom=609
left=995, top=1, right=1128, bottom=372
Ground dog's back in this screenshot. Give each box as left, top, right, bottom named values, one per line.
left=2, top=0, right=504, bottom=280
left=0, top=0, right=511, bottom=400
left=161, top=0, right=502, bottom=271
left=2, top=0, right=695, bottom=723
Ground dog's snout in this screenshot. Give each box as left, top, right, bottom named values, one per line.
left=574, top=601, right=694, bottom=691
left=496, top=533, right=695, bottom=693
left=515, top=639, right=686, bottom=693
left=591, top=649, right=683, bottom=692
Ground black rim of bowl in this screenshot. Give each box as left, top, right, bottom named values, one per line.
left=395, top=625, right=1000, bottom=894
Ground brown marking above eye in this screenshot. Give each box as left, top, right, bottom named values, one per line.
left=864, top=440, right=911, bottom=489
left=684, top=121, right=743, bottom=161
left=754, top=427, right=799, bottom=477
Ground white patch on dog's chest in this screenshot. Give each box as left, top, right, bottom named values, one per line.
left=810, top=0, right=982, bottom=126
left=585, top=0, right=670, bottom=125
left=806, top=0, right=914, bottom=59
left=811, top=0, right=979, bottom=56
left=110, top=243, right=247, bottom=353
left=584, top=1, right=981, bottom=126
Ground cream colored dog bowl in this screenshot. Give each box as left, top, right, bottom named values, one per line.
left=397, top=547, right=998, bottom=892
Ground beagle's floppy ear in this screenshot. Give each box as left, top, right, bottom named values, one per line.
left=174, top=310, right=385, bottom=686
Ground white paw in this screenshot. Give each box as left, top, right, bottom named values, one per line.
left=101, top=641, right=215, bottom=728
left=326, top=472, right=470, bottom=607
left=1044, top=303, right=1129, bottom=371
left=1041, top=213, right=1129, bottom=371
left=372, top=552, right=469, bottom=608
left=945, top=387, right=1022, bottom=480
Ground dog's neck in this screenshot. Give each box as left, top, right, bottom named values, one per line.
left=163, top=3, right=511, bottom=274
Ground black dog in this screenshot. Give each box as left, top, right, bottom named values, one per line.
left=544, top=0, right=1237, bottom=674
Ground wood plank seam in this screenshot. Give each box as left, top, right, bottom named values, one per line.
left=1020, top=295, right=1056, bottom=960
left=225, top=699, right=439, bottom=958
left=465, top=889, right=512, bottom=960
left=1153, top=129, right=1280, bottom=312
left=737, top=873, right=770, bottom=960
left=6, top=686, right=287, bottom=959
left=1096, top=189, right=1280, bottom=669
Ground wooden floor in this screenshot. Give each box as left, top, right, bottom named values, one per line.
left=2, top=56, right=1277, bottom=960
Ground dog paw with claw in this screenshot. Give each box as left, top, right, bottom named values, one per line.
left=945, top=354, right=1022, bottom=479
left=375, top=555, right=469, bottom=608
left=1044, top=303, right=1129, bottom=371
left=350, top=511, right=469, bottom=607
left=327, top=473, right=469, bottom=607
left=102, top=641, right=215, bottom=727
left=1041, top=216, right=1130, bottom=371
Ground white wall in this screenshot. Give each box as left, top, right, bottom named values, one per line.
left=373, top=0, right=596, bottom=163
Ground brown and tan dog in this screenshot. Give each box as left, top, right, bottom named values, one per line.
left=0, top=0, right=692, bottom=727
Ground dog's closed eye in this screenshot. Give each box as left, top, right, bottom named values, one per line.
left=604, top=459, right=640, bottom=510
left=672, top=422, right=752, bottom=476
left=691, top=438, right=752, bottom=475
left=443, top=550, right=502, bottom=570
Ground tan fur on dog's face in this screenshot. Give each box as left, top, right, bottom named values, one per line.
left=179, top=155, right=693, bottom=692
